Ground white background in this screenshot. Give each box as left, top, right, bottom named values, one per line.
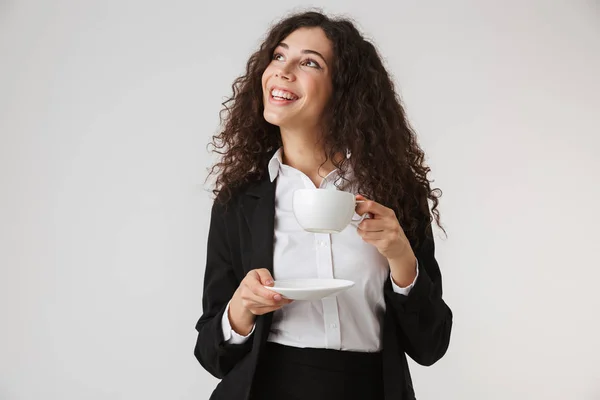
left=1, top=0, right=599, bottom=399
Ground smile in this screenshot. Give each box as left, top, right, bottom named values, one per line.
left=270, top=88, right=299, bottom=101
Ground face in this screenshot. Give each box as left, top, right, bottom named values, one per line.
left=261, top=27, right=334, bottom=130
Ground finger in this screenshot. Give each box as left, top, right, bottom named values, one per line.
left=253, top=297, right=294, bottom=307
left=358, top=229, right=386, bottom=241
left=242, top=291, right=281, bottom=308
left=246, top=271, right=280, bottom=300
left=361, top=238, right=381, bottom=248
left=357, top=218, right=387, bottom=232
left=243, top=292, right=293, bottom=309
left=254, top=268, right=275, bottom=286
left=355, top=196, right=391, bottom=219
left=252, top=303, right=293, bottom=315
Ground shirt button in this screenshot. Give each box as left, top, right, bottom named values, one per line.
left=330, top=323, right=338, bottom=329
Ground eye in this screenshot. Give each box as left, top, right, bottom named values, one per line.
left=302, top=58, right=321, bottom=69
left=272, top=52, right=321, bottom=69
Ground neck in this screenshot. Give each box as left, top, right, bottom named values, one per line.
left=279, top=126, right=340, bottom=185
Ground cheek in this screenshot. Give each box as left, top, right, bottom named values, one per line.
left=305, top=79, right=330, bottom=105
left=311, top=84, right=332, bottom=110
left=261, top=67, right=272, bottom=89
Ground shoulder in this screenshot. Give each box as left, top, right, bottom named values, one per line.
left=211, top=174, right=269, bottom=217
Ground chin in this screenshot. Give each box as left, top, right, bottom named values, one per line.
left=264, top=111, right=286, bottom=127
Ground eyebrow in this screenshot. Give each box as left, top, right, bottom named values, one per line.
left=277, top=42, right=328, bottom=67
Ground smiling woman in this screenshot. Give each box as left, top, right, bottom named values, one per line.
left=194, top=9, right=453, bottom=400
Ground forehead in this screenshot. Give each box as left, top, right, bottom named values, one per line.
left=277, top=27, right=333, bottom=62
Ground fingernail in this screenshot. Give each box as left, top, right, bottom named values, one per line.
left=265, top=279, right=273, bottom=285
left=274, top=294, right=282, bottom=301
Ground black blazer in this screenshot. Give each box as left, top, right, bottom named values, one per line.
left=194, top=174, right=453, bottom=400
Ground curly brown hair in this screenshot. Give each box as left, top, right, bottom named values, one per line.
left=208, top=10, right=444, bottom=245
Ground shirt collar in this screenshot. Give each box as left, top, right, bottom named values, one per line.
left=268, top=147, right=284, bottom=182
left=267, top=147, right=353, bottom=183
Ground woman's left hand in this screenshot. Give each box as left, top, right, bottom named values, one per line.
left=355, top=194, right=417, bottom=285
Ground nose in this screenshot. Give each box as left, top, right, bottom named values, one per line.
left=275, top=65, right=295, bottom=81
left=275, top=71, right=291, bottom=81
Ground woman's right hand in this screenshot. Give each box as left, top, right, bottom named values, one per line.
left=228, top=268, right=293, bottom=336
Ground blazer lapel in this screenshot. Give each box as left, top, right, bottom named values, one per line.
left=240, top=175, right=277, bottom=350
left=240, top=175, right=276, bottom=277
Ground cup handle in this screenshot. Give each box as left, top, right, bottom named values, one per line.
left=350, top=200, right=371, bottom=227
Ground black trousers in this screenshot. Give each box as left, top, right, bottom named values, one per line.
left=251, top=342, right=384, bottom=400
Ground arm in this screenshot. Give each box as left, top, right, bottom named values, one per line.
left=384, top=219, right=453, bottom=366
left=221, top=301, right=255, bottom=344
left=193, top=201, right=253, bottom=379
left=390, top=260, right=419, bottom=295
left=354, top=195, right=452, bottom=365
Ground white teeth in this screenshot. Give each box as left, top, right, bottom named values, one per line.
left=270, top=88, right=298, bottom=100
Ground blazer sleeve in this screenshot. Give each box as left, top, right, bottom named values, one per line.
left=383, top=214, right=453, bottom=366
left=194, top=200, right=253, bottom=379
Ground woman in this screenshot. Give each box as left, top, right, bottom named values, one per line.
left=194, top=10, right=453, bottom=400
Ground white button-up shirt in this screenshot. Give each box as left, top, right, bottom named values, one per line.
left=221, top=148, right=418, bottom=352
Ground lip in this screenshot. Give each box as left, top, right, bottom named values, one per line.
left=267, top=94, right=298, bottom=106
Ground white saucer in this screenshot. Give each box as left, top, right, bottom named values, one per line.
left=264, top=279, right=355, bottom=301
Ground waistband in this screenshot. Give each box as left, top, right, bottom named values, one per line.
left=261, top=341, right=382, bottom=372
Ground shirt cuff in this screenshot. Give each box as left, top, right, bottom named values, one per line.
left=221, top=301, right=255, bottom=344
left=390, top=258, right=419, bottom=296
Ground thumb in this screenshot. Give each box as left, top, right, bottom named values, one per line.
left=254, top=268, right=275, bottom=286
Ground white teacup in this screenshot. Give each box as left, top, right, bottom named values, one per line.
left=292, top=188, right=369, bottom=234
